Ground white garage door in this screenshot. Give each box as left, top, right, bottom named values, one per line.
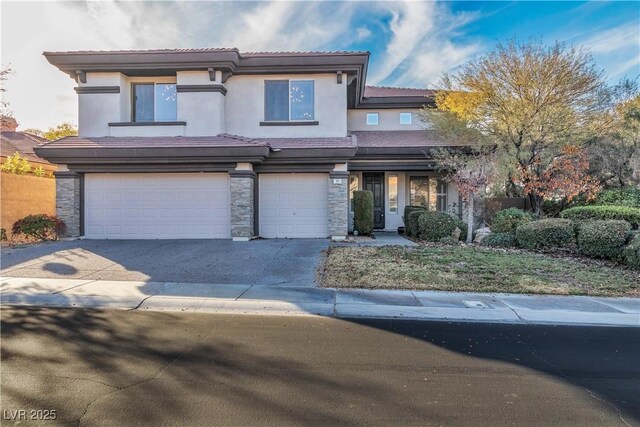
left=84, top=173, right=230, bottom=239
left=259, top=173, right=329, bottom=238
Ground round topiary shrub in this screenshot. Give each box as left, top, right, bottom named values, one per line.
left=516, top=219, right=575, bottom=250
left=353, top=190, right=374, bottom=235
left=577, top=220, right=632, bottom=259
left=439, top=236, right=460, bottom=245
left=482, top=232, right=517, bottom=248
left=12, top=214, right=66, bottom=241
left=417, top=211, right=458, bottom=241
left=403, top=206, right=427, bottom=237
left=622, top=233, right=640, bottom=269
left=560, top=206, right=640, bottom=229
left=491, top=208, right=534, bottom=234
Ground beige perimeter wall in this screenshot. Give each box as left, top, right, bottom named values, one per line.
left=1, top=173, right=56, bottom=238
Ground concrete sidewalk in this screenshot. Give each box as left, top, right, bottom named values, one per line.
left=1, top=276, right=638, bottom=327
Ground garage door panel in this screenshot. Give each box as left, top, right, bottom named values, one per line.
left=259, top=173, right=328, bottom=238
left=84, top=173, right=230, bottom=239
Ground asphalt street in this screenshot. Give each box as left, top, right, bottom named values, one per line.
left=1, top=306, right=638, bottom=426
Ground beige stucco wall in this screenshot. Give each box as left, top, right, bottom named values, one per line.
left=1, top=173, right=56, bottom=238
left=77, top=71, right=347, bottom=138
left=225, top=73, right=347, bottom=138
left=347, top=109, right=426, bottom=131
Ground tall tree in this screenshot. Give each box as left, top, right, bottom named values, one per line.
left=428, top=40, right=610, bottom=216
left=588, top=81, right=640, bottom=188
left=24, top=123, right=78, bottom=140
left=1, top=65, right=13, bottom=117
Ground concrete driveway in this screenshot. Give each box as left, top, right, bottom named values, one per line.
left=0, top=239, right=328, bottom=286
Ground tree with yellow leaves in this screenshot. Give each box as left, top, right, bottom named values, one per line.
left=423, top=40, right=614, bottom=216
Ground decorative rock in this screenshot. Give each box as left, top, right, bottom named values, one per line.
left=473, top=227, right=492, bottom=244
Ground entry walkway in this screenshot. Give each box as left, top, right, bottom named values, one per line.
left=2, top=277, right=638, bottom=327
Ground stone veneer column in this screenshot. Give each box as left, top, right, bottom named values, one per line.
left=328, top=171, right=349, bottom=240
left=229, top=170, right=255, bottom=241
left=54, top=171, right=82, bottom=238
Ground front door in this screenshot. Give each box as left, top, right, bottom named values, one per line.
left=363, top=172, right=385, bottom=229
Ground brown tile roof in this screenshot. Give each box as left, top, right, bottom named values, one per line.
left=39, top=135, right=265, bottom=149
left=44, top=48, right=369, bottom=58
left=1, top=131, right=52, bottom=164
left=364, top=86, right=436, bottom=98
left=242, top=51, right=369, bottom=57
left=352, top=130, right=455, bottom=148
left=38, top=134, right=356, bottom=150
left=44, top=48, right=239, bottom=55
left=259, top=136, right=356, bottom=149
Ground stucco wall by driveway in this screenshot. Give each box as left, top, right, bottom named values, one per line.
left=0, top=239, right=328, bottom=287
left=1, top=173, right=56, bottom=239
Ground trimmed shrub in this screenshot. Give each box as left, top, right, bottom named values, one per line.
left=577, top=220, right=632, bottom=259
left=353, top=190, right=374, bottom=235
left=452, top=217, right=468, bottom=241
left=596, top=187, right=640, bottom=208
left=417, top=211, right=458, bottom=241
left=516, top=219, right=575, bottom=249
left=560, top=206, right=640, bottom=228
left=491, top=208, right=534, bottom=234
left=403, top=206, right=427, bottom=237
left=482, top=232, right=517, bottom=248
left=12, top=214, right=66, bottom=241
left=439, top=236, right=460, bottom=245
left=622, top=233, right=640, bottom=269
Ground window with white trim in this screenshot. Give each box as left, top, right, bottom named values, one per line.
left=264, top=80, right=315, bottom=122
left=410, top=176, right=447, bottom=212
left=366, top=112, right=379, bottom=125
left=400, top=112, right=412, bottom=125
left=388, top=175, right=398, bottom=213
left=132, top=83, right=177, bottom=122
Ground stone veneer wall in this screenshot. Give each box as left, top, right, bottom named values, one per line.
left=229, top=172, right=255, bottom=239
left=328, top=172, right=349, bottom=239
left=54, top=172, right=81, bottom=237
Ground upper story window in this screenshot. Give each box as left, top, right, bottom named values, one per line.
left=366, top=113, right=379, bottom=125
left=264, top=80, right=315, bottom=122
left=400, top=112, right=412, bottom=125
left=133, top=83, right=177, bottom=122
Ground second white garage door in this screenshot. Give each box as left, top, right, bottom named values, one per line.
left=259, top=173, right=329, bottom=238
left=85, top=173, right=230, bottom=239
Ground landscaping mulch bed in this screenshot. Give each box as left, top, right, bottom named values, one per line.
left=320, top=243, right=640, bottom=297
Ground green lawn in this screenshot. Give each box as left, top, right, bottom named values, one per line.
left=321, top=245, right=640, bottom=297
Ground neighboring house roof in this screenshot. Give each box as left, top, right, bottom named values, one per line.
left=1, top=131, right=53, bottom=165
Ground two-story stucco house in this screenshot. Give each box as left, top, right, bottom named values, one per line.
left=35, top=48, right=462, bottom=241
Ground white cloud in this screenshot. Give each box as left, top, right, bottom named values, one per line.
left=368, top=1, right=482, bottom=87
left=577, top=21, right=640, bottom=79
left=356, top=27, right=372, bottom=41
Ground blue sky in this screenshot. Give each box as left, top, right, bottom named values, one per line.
left=1, top=1, right=639, bottom=129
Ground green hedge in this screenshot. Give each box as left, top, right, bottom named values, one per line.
left=483, top=232, right=518, bottom=248
left=417, top=211, right=458, bottom=241
left=516, top=219, right=575, bottom=249
left=623, top=233, right=640, bottom=269
left=353, top=190, right=374, bottom=235
left=491, top=208, right=534, bottom=234
left=560, top=206, right=640, bottom=228
left=403, top=206, right=427, bottom=237
left=596, top=187, right=640, bottom=208
left=577, top=220, right=632, bottom=260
